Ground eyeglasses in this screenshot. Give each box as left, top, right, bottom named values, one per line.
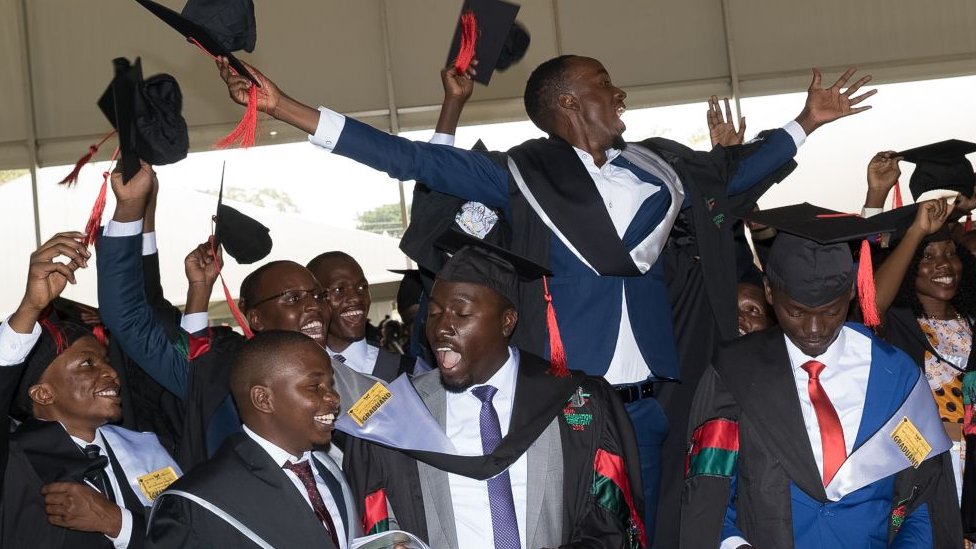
left=249, top=288, right=327, bottom=309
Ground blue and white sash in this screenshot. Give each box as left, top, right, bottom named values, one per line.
left=100, top=425, right=182, bottom=507
left=824, top=376, right=951, bottom=501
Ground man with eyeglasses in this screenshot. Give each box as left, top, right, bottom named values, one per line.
left=308, top=252, right=418, bottom=382
left=96, top=165, right=376, bottom=470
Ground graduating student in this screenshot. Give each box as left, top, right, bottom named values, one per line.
left=146, top=330, right=359, bottom=548
left=680, top=209, right=962, bottom=549
left=343, top=234, right=644, bottom=549
left=307, top=252, right=416, bottom=381
left=0, top=232, right=180, bottom=549
left=215, top=37, right=875, bottom=540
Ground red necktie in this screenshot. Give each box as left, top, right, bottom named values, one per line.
left=801, top=360, right=847, bottom=486
left=284, top=460, right=341, bottom=548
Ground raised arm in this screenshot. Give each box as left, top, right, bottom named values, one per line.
left=435, top=63, right=475, bottom=136
left=215, top=58, right=510, bottom=208
left=873, top=200, right=952, bottom=318
left=96, top=164, right=190, bottom=398
left=863, top=151, right=902, bottom=213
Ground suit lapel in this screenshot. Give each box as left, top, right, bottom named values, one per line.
left=231, top=437, right=337, bottom=548
left=726, top=330, right=827, bottom=501
left=414, top=378, right=459, bottom=549
left=508, top=138, right=642, bottom=276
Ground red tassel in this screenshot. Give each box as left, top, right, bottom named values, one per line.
left=858, top=239, right=880, bottom=328
left=91, top=325, right=108, bottom=346
left=891, top=180, right=903, bottom=209
left=454, top=11, right=478, bottom=73
left=39, top=317, right=68, bottom=354
left=57, top=131, right=116, bottom=187
left=215, top=84, right=258, bottom=149
left=210, top=237, right=254, bottom=338
left=542, top=277, right=569, bottom=377
left=966, top=213, right=973, bottom=232
left=81, top=147, right=120, bottom=248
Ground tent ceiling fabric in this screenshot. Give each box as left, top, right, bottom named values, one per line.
left=2, top=0, right=975, bottom=170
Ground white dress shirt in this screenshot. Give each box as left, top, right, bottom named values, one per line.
left=68, top=429, right=133, bottom=549
left=326, top=338, right=379, bottom=376
left=309, top=108, right=806, bottom=384
left=242, top=425, right=347, bottom=548
left=445, top=348, right=528, bottom=549
left=721, top=326, right=873, bottom=549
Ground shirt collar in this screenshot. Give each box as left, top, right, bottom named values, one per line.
left=572, top=146, right=622, bottom=168
left=242, top=424, right=311, bottom=466
left=785, top=326, right=849, bottom=372
left=69, top=427, right=106, bottom=451
left=327, top=338, right=369, bottom=364
left=463, top=346, right=518, bottom=401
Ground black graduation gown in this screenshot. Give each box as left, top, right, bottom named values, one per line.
left=147, top=433, right=344, bottom=549
left=1, top=419, right=149, bottom=549
left=879, top=306, right=976, bottom=539
left=343, top=352, right=645, bottom=548
left=679, top=327, right=962, bottom=549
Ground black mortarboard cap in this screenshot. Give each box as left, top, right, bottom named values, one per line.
left=446, top=0, right=523, bottom=85
left=743, top=203, right=904, bottom=315
left=213, top=163, right=272, bottom=264
left=742, top=202, right=908, bottom=245
left=97, top=57, right=190, bottom=182
left=13, top=320, right=93, bottom=418
left=434, top=227, right=549, bottom=307
left=899, top=139, right=976, bottom=200
left=181, top=0, right=256, bottom=53
left=390, top=269, right=425, bottom=313
left=472, top=139, right=489, bottom=152
left=134, top=0, right=258, bottom=85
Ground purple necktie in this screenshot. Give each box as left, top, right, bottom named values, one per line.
left=471, top=385, right=521, bottom=549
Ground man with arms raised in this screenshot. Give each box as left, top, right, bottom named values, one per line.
left=216, top=54, right=873, bottom=540
left=0, top=232, right=179, bottom=548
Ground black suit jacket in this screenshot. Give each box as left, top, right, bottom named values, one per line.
left=147, top=433, right=351, bottom=549
left=1, top=420, right=148, bottom=549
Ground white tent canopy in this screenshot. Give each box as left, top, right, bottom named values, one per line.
left=3, top=0, right=976, bottom=170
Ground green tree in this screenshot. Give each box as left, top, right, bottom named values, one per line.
left=0, top=169, right=29, bottom=186
left=201, top=187, right=299, bottom=213
left=356, top=203, right=405, bottom=238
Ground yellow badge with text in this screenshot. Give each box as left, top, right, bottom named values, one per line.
left=137, top=466, right=179, bottom=502
left=348, top=382, right=393, bottom=426
left=890, top=417, right=932, bottom=469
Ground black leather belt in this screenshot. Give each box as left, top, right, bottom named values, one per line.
left=614, top=380, right=657, bottom=404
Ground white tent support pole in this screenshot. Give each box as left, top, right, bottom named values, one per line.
left=550, top=0, right=564, bottom=56
left=720, top=0, right=743, bottom=122
left=17, top=0, right=41, bottom=248
left=379, top=0, right=411, bottom=269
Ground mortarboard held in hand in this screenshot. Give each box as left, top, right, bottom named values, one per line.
left=134, top=0, right=262, bottom=148
left=447, top=0, right=530, bottom=85
left=210, top=162, right=273, bottom=339
left=743, top=202, right=912, bottom=328
left=899, top=139, right=976, bottom=202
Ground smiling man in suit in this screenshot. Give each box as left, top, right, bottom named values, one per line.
left=146, top=330, right=360, bottom=548
left=343, top=237, right=644, bottom=549
left=680, top=223, right=963, bottom=548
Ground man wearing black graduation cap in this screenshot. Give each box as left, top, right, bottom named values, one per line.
left=680, top=211, right=961, bottom=549
left=0, top=232, right=181, bottom=549
left=343, top=233, right=644, bottom=549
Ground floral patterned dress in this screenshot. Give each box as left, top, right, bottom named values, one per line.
left=919, top=317, right=972, bottom=510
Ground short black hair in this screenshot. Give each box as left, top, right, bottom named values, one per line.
left=239, top=260, right=300, bottom=312
left=523, top=55, right=577, bottom=132
left=306, top=251, right=358, bottom=275
left=229, top=330, right=318, bottom=410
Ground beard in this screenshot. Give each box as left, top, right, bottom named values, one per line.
left=439, top=373, right=473, bottom=394
left=611, top=135, right=628, bottom=151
